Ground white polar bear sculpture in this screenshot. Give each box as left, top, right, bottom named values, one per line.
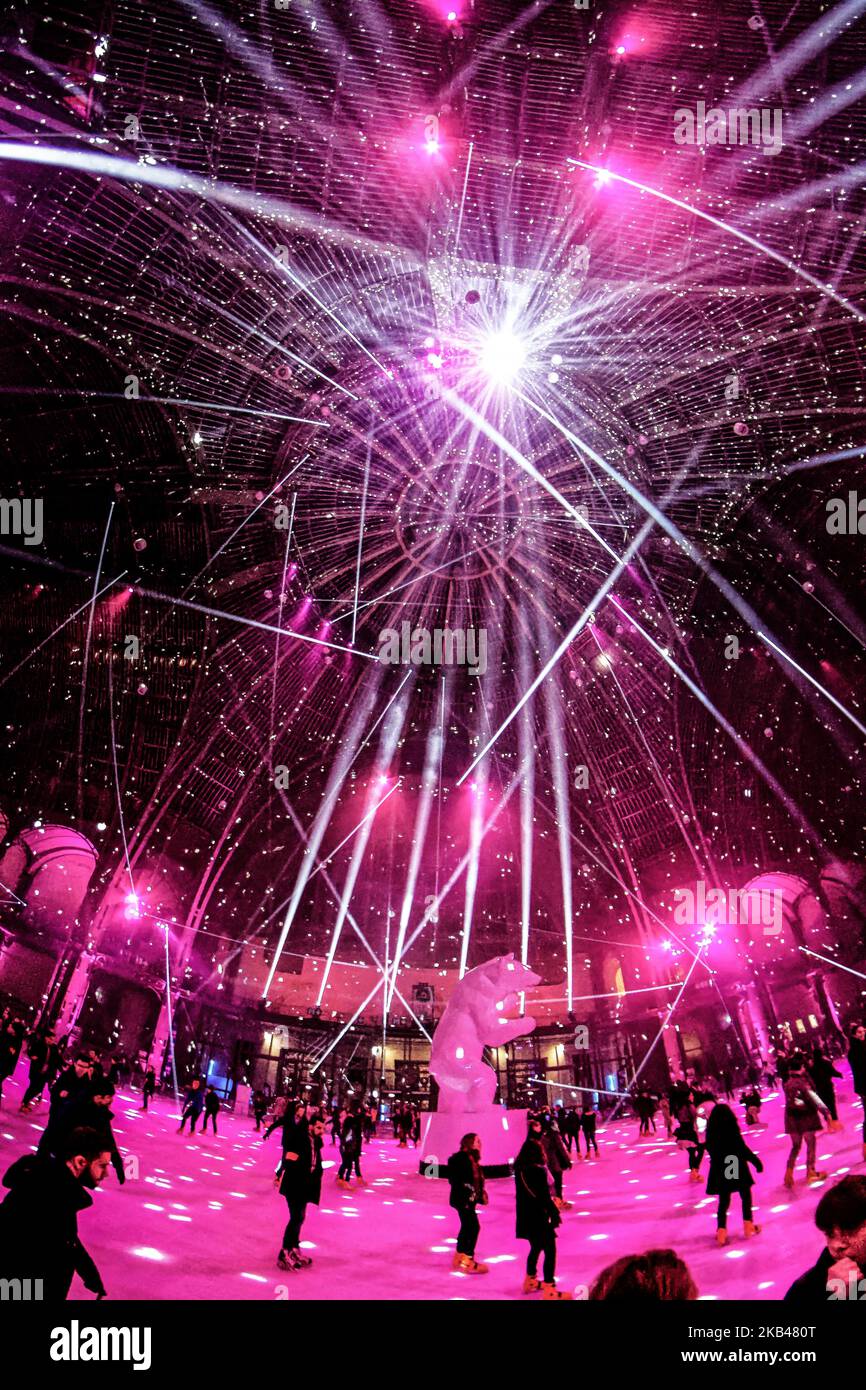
left=429, top=953, right=541, bottom=1113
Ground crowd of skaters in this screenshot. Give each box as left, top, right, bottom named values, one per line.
left=2, top=1003, right=866, bottom=1302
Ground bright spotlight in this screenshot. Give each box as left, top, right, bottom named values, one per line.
left=479, top=330, right=526, bottom=385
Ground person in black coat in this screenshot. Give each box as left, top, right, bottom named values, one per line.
left=141, top=1065, right=156, bottom=1111
left=336, top=1107, right=364, bottom=1184
left=580, top=1103, right=599, bottom=1157
left=703, top=1102, right=763, bottom=1246
left=40, top=1081, right=126, bottom=1185
left=808, top=1044, right=844, bottom=1128
left=0, top=1125, right=111, bottom=1299
left=0, top=1017, right=24, bottom=1105
left=785, top=1175, right=866, bottom=1302
left=264, top=1099, right=305, bottom=1143
left=446, top=1133, right=488, bottom=1274
left=178, top=1077, right=204, bottom=1134
left=19, top=1028, right=57, bottom=1110
left=201, top=1086, right=220, bottom=1135
left=50, top=1054, right=94, bottom=1114
left=274, top=1113, right=324, bottom=1271
left=540, top=1115, right=573, bottom=1208
left=847, top=1024, right=866, bottom=1159
left=251, top=1088, right=269, bottom=1131
left=514, top=1136, right=571, bottom=1299
left=330, top=1104, right=346, bottom=1146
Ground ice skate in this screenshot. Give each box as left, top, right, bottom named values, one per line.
left=716, top=1227, right=728, bottom=1246
left=522, top=1274, right=542, bottom=1294
left=743, top=1221, right=761, bottom=1238
left=541, top=1282, right=573, bottom=1299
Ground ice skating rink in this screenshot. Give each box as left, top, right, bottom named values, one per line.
left=2, top=1062, right=863, bottom=1301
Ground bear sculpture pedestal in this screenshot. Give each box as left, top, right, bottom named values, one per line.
left=418, top=1108, right=528, bottom=1179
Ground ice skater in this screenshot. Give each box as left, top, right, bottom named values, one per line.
left=446, top=1133, right=489, bottom=1273
left=740, top=1084, right=762, bottom=1125
left=809, top=1043, right=844, bottom=1131
left=251, top=1088, right=269, bottom=1132
left=580, top=1102, right=599, bottom=1157
left=783, top=1054, right=831, bottom=1188
left=336, top=1106, right=364, bottom=1186
left=178, top=1077, right=204, bottom=1134
left=395, top=1102, right=414, bottom=1147
left=19, top=1028, right=58, bottom=1111
left=201, top=1086, right=219, bottom=1135
left=0, top=1125, right=111, bottom=1300
left=0, top=1018, right=24, bottom=1107
left=141, top=1066, right=156, bottom=1111
left=274, top=1112, right=324, bottom=1272
left=537, top=1112, right=572, bottom=1208
left=703, top=1102, right=763, bottom=1246
left=514, top=1133, right=571, bottom=1299
left=847, top=1023, right=866, bottom=1161
left=674, top=1091, right=705, bottom=1183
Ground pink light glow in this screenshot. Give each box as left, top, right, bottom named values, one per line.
left=611, top=15, right=660, bottom=60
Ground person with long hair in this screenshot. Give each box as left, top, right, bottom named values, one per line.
left=274, top=1112, right=324, bottom=1272
left=589, top=1249, right=699, bottom=1301
left=446, top=1133, right=488, bottom=1274
left=538, top=1112, right=573, bottom=1209
left=783, top=1054, right=831, bottom=1188
left=674, top=1091, right=705, bottom=1183
left=704, top=1102, right=763, bottom=1246
left=514, top=1135, right=571, bottom=1299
